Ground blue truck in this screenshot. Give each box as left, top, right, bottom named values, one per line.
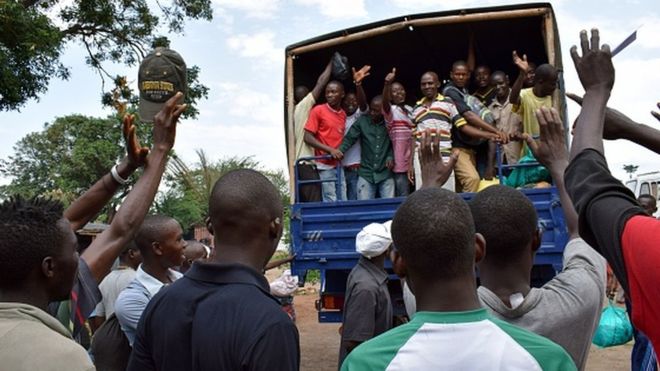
left=284, top=3, right=569, bottom=322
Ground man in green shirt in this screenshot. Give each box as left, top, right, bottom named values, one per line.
left=339, top=95, right=394, bottom=200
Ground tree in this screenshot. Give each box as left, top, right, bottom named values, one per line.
left=0, top=0, right=212, bottom=115
left=157, top=150, right=291, bottom=243
left=0, top=114, right=145, bottom=218
left=623, top=164, right=639, bottom=179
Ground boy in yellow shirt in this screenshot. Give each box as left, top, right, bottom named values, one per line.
left=509, top=51, right=558, bottom=155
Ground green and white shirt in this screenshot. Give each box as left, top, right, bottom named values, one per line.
left=341, top=308, right=576, bottom=371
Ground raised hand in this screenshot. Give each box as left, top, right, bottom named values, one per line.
left=122, top=114, right=149, bottom=168
left=570, top=28, right=614, bottom=93
left=419, top=129, right=459, bottom=189
left=524, top=107, right=568, bottom=173
left=385, top=68, right=396, bottom=84
left=512, top=50, right=529, bottom=73
left=352, top=65, right=371, bottom=84
left=152, top=92, right=187, bottom=151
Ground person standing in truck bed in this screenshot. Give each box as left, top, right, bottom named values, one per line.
left=304, top=80, right=347, bottom=202
left=509, top=51, right=558, bottom=156
left=293, top=59, right=332, bottom=202
left=382, top=68, right=415, bottom=196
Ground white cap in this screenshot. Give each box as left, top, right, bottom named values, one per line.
left=355, top=221, right=393, bottom=259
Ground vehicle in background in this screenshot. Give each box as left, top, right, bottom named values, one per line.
left=284, top=3, right=569, bottom=322
left=626, top=171, right=660, bottom=217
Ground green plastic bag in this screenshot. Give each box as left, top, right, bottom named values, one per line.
left=503, top=147, right=551, bottom=188
left=592, top=300, right=633, bottom=347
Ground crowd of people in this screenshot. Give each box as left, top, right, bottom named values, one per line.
left=294, top=38, right=560, bottom=202
left=0, top=27, right=658, bottom=371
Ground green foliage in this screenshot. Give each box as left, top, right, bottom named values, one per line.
left=0, top=114, right=145, bottom=219
left=156, top=151, right=291, bottom=244
left=0, top=1, right=68, bottom=110
left=0, top=0, right=212, bottom=112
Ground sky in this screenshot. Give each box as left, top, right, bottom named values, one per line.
left=1, top=0, right=659, bottom=185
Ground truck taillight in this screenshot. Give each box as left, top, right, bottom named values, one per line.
left=321, top=294, right=344, bottom=310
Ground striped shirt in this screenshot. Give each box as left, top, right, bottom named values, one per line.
left=383, top=104, right=414, bottom=173
left=341, top=308, right=577, bottom=371
left=411, top=94, right=466, bottom=155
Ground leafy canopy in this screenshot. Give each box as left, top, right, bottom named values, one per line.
left=0, top=0, right=212, bottom=115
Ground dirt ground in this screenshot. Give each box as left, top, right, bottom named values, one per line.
left=291, top=290, right=631, bottom=371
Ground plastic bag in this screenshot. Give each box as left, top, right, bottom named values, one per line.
left=503, top=147, right=551, bottom=188
left=270, top=269, right=299, bottom=297
left=331, top=52, right=350, bottom=80
left=592, top=300, right=633, bottom=347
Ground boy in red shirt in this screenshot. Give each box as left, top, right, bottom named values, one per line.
left=304, top=80, right=347, bottom=201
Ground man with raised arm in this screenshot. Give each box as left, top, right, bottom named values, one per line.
left=473, top=107, right=606, bottom=370
left=51, top=93, right=186, bottom=339
left=382, top=68, right=414, bottom=196
left=304, top=79, right=348, bottom=202
left=294, top=59, right=332, bottom=202
left=509, top=52, right=557, bottom=155
left=564, top=28, right=660, bottom=352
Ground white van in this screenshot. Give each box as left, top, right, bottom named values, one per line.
left=625, top=172, right=660, bottom=198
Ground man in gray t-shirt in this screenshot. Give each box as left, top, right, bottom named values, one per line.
left=470, top=114, right=606, bottom=370
left=339, top=222, right=393, bottom=367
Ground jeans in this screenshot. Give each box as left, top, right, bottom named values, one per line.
left=357, top=176, right=395, bottom=200
left=393, top=173, right=410, bottom=197
left=318, top=168, right=346, bottom=202
left=344, top=167, right=360, bottom=201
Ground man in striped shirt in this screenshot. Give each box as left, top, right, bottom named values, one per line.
left=341, top=186, right=576, bottom=371
left=409, top=71, right=467, bottom=191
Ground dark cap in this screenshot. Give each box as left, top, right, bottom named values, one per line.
left=138, top=47, right=187, bottom=122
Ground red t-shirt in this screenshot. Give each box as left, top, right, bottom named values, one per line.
left=304, top=104, right=346, bottom=167
left=621, top=215, right=660, bottom=351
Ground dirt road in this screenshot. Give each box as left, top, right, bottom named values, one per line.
left=293, top=292, right=631, bottom=371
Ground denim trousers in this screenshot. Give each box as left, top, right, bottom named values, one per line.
left=357, top=176, right=395, bottom=200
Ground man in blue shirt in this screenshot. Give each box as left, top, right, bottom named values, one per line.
left=128, top=169, right=299, bottom=371
left=114, top=215, right=186, bottom=345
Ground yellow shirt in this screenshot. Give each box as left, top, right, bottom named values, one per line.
left=512, top=88, right=552, bottom=154
left=294, top=93, right=316, bottom=160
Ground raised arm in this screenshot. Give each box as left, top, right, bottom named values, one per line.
left=81, top=93, right=186, bottom=283
left=467, top=32, right=476, bottom=73
left=353, top=65, right=371, bottom=112
left=569, top=29, right=614, bottom=160
left=568, top=93, right=660, bottom=155
left=382, top=68, right=396, bottom=114
left=418, top=130, right=459, bottom=189
left=525, top=108, right=578, bottom=238
left=311, top=60, right=333, bottom=102
left=509, top=51, right=529, bottom=106
left=64, top=120, right=149, bottom=231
